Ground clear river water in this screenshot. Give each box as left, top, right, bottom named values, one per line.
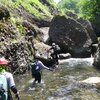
left=14, top=58, right=100, bottom=100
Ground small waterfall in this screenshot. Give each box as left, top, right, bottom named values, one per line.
left=59, top=57, right=94, bottom=67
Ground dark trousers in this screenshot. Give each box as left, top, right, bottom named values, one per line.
left=33, top=72, right=41, bottom=83
left=51, top=53, right=59, bottom=65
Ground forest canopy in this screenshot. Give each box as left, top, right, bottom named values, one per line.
left=58, top=0, right=100, bottom=20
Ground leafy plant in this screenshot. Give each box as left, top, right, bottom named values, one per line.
left=58, top=0, right=79, bottom=13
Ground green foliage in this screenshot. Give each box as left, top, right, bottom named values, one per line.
left=58, top=0, right=100, bottom=20
left=58, top=0, right=79, bottom=13
left=0, top=0, right=53, bottom=20
left=10, top=17, right=23, bottom=34
left=77, top=0, right=96, bottom=19
left=22, top=0, right=52, bottom=19
left=47, top=0, right=57, bottom=7
left=61, top=8, right=75, bottom=15
left=0, top=0, right=15, bottom=8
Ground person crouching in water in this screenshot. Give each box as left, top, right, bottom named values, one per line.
left=31, top=54, right=52, bottom=84
left=0, top=57, right=20, bottom=100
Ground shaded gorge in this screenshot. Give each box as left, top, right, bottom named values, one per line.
left=14, top=58, right=100, bottom=100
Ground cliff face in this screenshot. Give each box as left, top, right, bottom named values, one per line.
left=0, top=1, right=98, bottom=71
left=0, top=0, right=57, bottom=73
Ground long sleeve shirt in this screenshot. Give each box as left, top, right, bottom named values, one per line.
left=35, top=60, right=50, bottom=70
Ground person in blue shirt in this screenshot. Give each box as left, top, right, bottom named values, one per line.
left=31, top=54, right=52, bottom=84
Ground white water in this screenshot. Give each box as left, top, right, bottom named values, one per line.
left=59, top=57, right=94, bottom=67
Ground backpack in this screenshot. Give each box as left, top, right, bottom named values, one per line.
left=0, top=74, right=8, bottom=100
left=31, top=61, right=40, bottom=75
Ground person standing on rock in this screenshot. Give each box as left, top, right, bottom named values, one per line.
left=0, top=57, right=20, bottom=100
left=47, top=43, right=61, bottom=66
left=25, top=27, right=35, bottom=41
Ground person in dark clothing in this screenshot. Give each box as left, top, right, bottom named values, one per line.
left=25, top=27, right=35, bottom=42
left=25, top=27, right=34, bottom=36
left=48, top=43, right=60, bottom=65
left=31, top=54, right=51, bottom=84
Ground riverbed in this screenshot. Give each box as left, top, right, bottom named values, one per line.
left=14, top=58, right=100, bottom=100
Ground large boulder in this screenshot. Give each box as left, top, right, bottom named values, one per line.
left=34, top=42, right=55, bottom=67
left=49, top=15, right=97, bottom=58
left=77, top=18, right=97, bottom=43
left=66, top=12, right=97, bottom=43
left=93, top=41, right=100, bottom=69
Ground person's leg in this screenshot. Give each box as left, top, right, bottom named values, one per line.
left=33, top=73, right=38, bottom=83
left=50, top=53, right=54, bottom=59
left=51, top=53, right=56, bottom=63
left=55, top=54, right=59, bottom=65
left=33, top=72, right=41, bottom=84
left=37, top=72, right=41, bottom=83
left=53, top=53, right=59, bottom=65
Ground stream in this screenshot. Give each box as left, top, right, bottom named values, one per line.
left=14, top=58, right=100, bottom=100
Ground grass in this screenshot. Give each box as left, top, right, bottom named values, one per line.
left=0, top=0, right=53, bottom=20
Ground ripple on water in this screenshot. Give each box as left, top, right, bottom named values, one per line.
left=15, top=57, right=100, bottom=100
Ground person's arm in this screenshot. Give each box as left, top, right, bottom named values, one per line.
left=47, top=47, right=53, bottom=52
left=8, top=73, right=20, bottom=100
left=11, top=86, right=19, bottom=100
left=38, top=61, right=50, bottom=70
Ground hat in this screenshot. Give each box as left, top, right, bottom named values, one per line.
left=0, top=57, right=9, bottom=65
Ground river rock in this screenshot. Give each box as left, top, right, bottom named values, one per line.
left=49, top=15, right=97, bottom=58
left=59, top=53, right=71, bottom=59
left=34, top=42, right=55, bottom=67
left=93, top=40, right=100, bottom=68
left=81, top=77, right=100, bottom=84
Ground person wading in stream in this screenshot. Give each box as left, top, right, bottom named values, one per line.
left=0, top=57, right=20, bottom=100
left=47, top=43, right=61, bottom=66
left=31, top=53, right=52, bottom=85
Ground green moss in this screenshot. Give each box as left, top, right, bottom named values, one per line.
left=0, top=0, right=53, bottom=20
left=22, top=0, right=52, bottom=19
left=10, top=16, right=24, bottom=34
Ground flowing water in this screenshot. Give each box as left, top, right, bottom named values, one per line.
left=14, top=58, right=100, bottom=100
